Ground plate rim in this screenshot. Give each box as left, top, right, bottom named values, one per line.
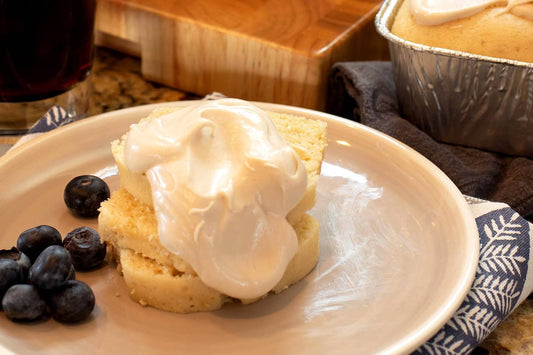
left=0, top=100, right=479, bottom=354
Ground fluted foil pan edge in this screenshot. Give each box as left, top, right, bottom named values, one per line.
left=375, top=0, right=533, bottom=157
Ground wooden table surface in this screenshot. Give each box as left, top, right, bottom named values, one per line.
left=1, top=46, right=533, bottom=354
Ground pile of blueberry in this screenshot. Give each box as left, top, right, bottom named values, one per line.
left=0, top=175, right=110, bottom=323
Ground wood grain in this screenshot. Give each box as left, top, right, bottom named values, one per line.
left=95, top=0, right=389, bottom=110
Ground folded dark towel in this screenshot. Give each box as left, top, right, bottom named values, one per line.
left=327, top=61, right=533, bottom=222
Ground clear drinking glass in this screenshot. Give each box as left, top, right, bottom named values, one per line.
left=0, top=0, right=97, bottom=133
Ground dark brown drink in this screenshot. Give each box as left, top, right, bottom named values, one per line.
left=0, top=0, right=96, bottom=102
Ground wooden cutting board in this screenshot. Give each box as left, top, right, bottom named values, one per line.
left=95, top=0, right=389, bottom=110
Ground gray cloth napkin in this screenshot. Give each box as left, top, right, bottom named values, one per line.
left=327, top=61, right=533, bottom=354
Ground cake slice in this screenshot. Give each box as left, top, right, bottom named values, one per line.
left=98, top=103, right=327, bottom=313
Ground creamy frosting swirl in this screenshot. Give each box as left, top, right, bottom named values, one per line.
left=123, top=99, right=308, bottom=299
left=410, top=0, right=533, bottom=25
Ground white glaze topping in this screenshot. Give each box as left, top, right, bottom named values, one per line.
left=409, top=0, right=533, bottom=25
left=123, top=99, right=307, bottom=299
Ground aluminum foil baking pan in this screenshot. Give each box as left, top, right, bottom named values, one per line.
left=375, top=0, right=533, bottom=157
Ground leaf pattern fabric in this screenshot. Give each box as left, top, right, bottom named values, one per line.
left=416, top=205, right=531, bottom=354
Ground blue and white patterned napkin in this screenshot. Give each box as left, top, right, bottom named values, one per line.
left=11, top=105, right=73, bottom=148
left=14, top=104, right=533, bottom=354
left=417, top=197, right=533, bottom=354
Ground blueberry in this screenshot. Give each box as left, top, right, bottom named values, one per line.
left=48, top=280, right=95, bottom=323
left=64, top=175, right=110, bottom=217
left=63, top=227, right=106, bottom=270
left=17, top=225, right=63, bottom=263
left=29, top=245, right=72, bottom=290
left=0, top=247, right=31, bottom=280
left=2, top=284, right=47, bottom=321
left=0, top=259, right=24, bottom=299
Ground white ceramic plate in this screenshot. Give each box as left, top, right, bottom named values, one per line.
left=0, top=102, right=478, bottom=355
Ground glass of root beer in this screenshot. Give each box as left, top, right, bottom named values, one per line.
left=0, top=0, right=97, bottom=133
